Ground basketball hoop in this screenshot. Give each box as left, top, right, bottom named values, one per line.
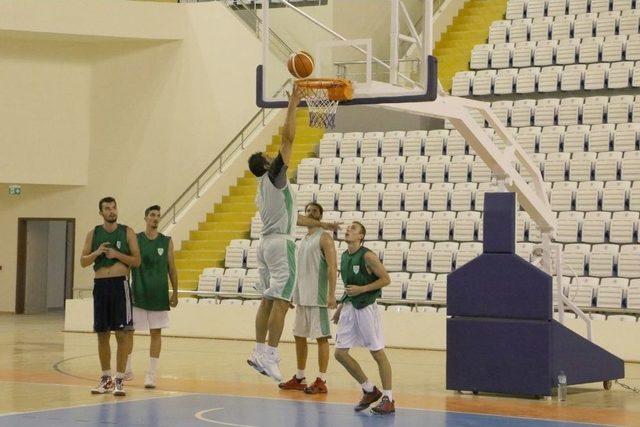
left=295, top=78, right=353, bottom=129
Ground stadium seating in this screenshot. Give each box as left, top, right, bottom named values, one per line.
left=203, top=0, right=640, bottom=320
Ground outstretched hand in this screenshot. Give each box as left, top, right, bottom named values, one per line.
left=321, top=221, right=342, bottom=232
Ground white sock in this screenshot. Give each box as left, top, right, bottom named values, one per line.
left=267, top=345, right=278, bottom=356
left=319, top=372, right=326, bottom=381
left=296, top=370, right=305, bottom=380
left=102, top=370, right=112, bottom=377
left=256, top=343, right=267, bottom=353
left=125, top=355, right=132, bottom=373
left=360, top=380, right=374, bottom=393
left=383, top=389, right=393, bottom=401
left=115, top=372, right=125, bottom=380
left=148, top=357, right=159, bottom=374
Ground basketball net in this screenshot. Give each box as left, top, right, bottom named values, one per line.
left=295, top=78, right=353, bottom=129
left=299, top=87, right=339, bottom=129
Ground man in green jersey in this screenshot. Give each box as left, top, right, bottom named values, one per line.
left=279, top=202, right=337, bottom=394
left=246, top=90, right=339, bottom=383
left=333, top=222, right=395, bottom=415
left=80, top=197, right=141, bottom=397
left=127, top=205, right=178, bottom=389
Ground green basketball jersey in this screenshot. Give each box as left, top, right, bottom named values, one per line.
left=91, top=224, right=130, bottom=271
left=131, top=232, right=171, bottom=311
left=340, top=246, right=380, bottom=309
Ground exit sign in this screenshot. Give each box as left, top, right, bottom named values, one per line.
left=9, top=185, right=21, bottom=196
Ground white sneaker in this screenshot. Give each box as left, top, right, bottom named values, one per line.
left=144, top=372, right=156, bottom=389
left=124, top=371, right=134, bottom=381
left=113, top=378, right=126, bottom=396
left=258, top=350, right=282, bottom=383
left=90, top=376, right=114, bottom=394
left=247, top=350, right=267, bottom=376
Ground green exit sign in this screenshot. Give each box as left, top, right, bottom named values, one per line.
left=9, top=185, right=21, bottom=196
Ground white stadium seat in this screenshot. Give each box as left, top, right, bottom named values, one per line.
left=382, top=183, right=407, bottom=212
left=407, top=241, right=434, bottom=272
left=406, top=211, right=431, bottom=241
left=431, top=242, right=459, bottom=273
left=619, top=245, right=640, bottom=278
left=382, top=211, right=409, bottom=241
left=405, top=183, right=429, bottom=212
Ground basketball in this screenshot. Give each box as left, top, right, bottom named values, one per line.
left=287, top=51, right=314, bottom=79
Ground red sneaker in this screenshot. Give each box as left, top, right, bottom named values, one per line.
left=354, top=386, right=382, bottom=412
left=278, top=375, right=306, bottom=391
left=371, top=396, right=395, bottom=415
left=304, top=377, right=328, bottom=394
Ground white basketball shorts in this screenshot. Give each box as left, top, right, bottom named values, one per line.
left=335, top=302, right=385, bottom=351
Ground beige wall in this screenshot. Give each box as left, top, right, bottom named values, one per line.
left=0, top=38, right=92, bottom=185
left=0, top=0, right=266, bottom=312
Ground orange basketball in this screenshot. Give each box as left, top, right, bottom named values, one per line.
left=287, top=51, right=314, bottom=79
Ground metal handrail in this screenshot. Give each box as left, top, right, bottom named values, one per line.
left=230, top=0, right=294, bottom=58
left=159, top=79, right=290, bottom=232
left=276, top=0, right=421, bottom=88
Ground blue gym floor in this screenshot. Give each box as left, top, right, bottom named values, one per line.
left=0, top=394, right=610, bottom=427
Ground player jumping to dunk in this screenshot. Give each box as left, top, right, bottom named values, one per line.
left=246, top=90, right=339, bottom=383
left=333, top=221, right=395, bottom=415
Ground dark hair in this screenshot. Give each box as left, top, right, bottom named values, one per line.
left=305, top=202, right=324, bottom=217
left=99, top=197, right=116, bottom=211
left=248, top=152, right=268, bottom=177
left=353, top=221, right=366, bottom=240
left=145, top=205, right=161, bottom=216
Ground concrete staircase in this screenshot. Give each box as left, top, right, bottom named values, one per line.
left=435, top=0, right=508, bottom=92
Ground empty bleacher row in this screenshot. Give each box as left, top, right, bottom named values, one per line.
left=489, top=10, right=640, bottom=44
left=471, top=36, right=640, bottom=70
left=474, top=97, right=640, bottom=127
left=297, top=155, right=640, bottom=186
left=453, top=62, right=640, bottom=95
left=506, top=0, right=638, bottom=20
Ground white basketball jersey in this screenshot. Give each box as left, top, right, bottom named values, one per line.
left=256, top=174, right=297, bottom=238
left=294, top=229, right=329, bottom=307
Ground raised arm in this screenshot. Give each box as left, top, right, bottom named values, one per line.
left=297, top=214, right=341, bottom=232
left=279, top=90, right=302, bottom=166
left=320, top=233, right=338, bottom=309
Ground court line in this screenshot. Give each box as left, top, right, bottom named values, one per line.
left=0, top=387, right=623, bottom=427
left=185, top=392, right=622, bottom=427
left=52, top=353, right=101, bottom=382
left=0, top=394, right=186, bottom=418
left=47, top=355, right=628, bottom=426
left=194, top=408, right=256, bottom=427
